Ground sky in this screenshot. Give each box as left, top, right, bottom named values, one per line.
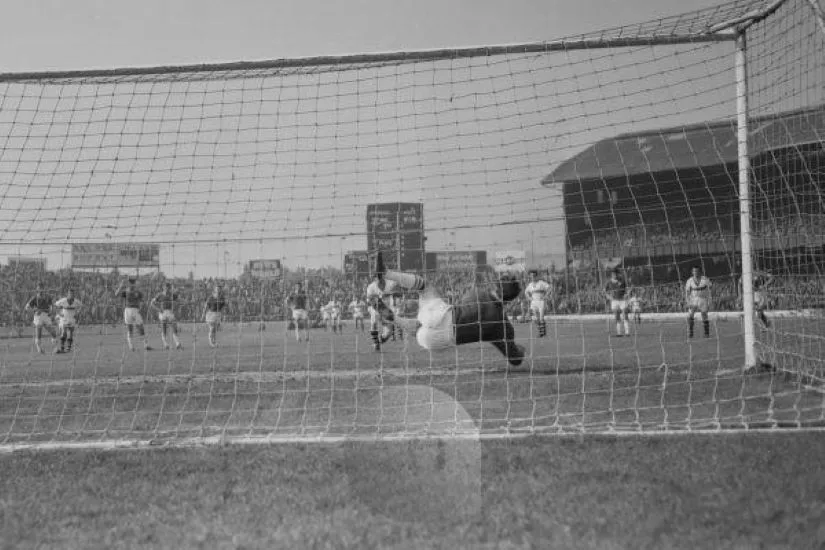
left=0, top=0, right=758, bottom=277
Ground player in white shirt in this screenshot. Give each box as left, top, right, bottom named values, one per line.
left=322, top=298, right=343, bottom=333
left=366, top=272, right=403, bottom=351
left=53, top=289, right=80, bottom=354
left=348, top=295, right=367, bottom=332
left=320, top=300, right=333, bottom=332
left=627, top=294, right=642, bottom=324
left=524, top=270, right=552, bottom=338
left=685, top=266, right=712, bottom=338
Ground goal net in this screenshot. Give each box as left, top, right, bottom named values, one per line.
left=1, top=0, right=823, bottom=451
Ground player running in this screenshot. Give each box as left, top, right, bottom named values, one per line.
left=115, top=276, right=153, bottom=352
left=24, top=283, right=58, bottom=354
left=372, top=251, right=525, bottom=365
left=202, top=286, right=226, bottom=348
left=150, top=282, right=183, bottom=350
left=286, top=282, right=310, bottom=342
left=685, top=266, right=712, bottom=338
left=53, top=289, right=80, bottom=354
left=524, top=269, right=551, bottom=338
left=604, top=269, right=631, bottom=337
left=348, top=294, right=367, bottom=332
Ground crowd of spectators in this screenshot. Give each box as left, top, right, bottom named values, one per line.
left=571, top=214, right=825, bottom=258
left=1, top=258, right=823, bottom=333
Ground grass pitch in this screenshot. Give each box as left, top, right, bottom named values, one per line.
left=1, top=316, right=824, bottom=548
left=0, top=315, right=822, bottom=445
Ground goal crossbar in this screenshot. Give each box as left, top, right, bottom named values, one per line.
left=0, top=34, right=737, bottom=83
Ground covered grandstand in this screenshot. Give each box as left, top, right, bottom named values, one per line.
left=541, top=104, right=825, bottom=280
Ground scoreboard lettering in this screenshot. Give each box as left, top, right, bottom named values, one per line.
left=366, top=202, right=424, bottom=272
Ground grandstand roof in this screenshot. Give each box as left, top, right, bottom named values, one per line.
left=541, top=104, right=825, bottom=186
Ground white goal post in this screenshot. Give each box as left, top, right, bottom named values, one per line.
left=0, top=0, right=824, bottom=452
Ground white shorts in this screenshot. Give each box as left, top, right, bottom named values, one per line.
left=205, top=311, right=221, bottom=326
left=124, top=307, right=144, bottom=325
left=529, top=300, right=546, bottom=320
left=630, top=303, right=642, bottom=313
left=158, top=310, right=176, bottom=323
left=352, top=311, right=365, bottom=320
left=416, top=297, right=455, bottom=351
left=688, top=297, right=710, bottom=313
left=610, top=300, right=628, bottom=313
left=322, top=312, right=332, bottom=322
left=58, top=318, right=76, bottom=330
left=292, top=309, right=308, bottom=322
left=32, top=312, right=53, bottom=328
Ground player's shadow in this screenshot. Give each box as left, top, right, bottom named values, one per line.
left=330, top=385, right=482, bottom=527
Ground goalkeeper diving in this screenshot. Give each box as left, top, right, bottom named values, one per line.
left=372, top=251, right=525, bottom=366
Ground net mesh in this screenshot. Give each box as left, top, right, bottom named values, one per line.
left=0, top=0, right=824, bottom=450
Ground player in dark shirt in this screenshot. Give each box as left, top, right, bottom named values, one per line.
left=24, top=283, right=58, bottom=354
left=151, top=282, right=183, bottom=350
left=115, top=276, right=152, bottom=352
left=203, top=286, right=226, bottom=348
left=286, top=283, right=310, bottom=342
left=604, top=269, right=630, bottom=337
left=373, top=252, right=524, bottom=366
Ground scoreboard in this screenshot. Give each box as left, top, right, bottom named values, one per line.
left=366, top=202, right=424, bottom=272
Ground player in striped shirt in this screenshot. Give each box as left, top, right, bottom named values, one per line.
left=115, top=276, right=153, bottom=352
left=685, top=266, right=712, bottom=338
left=202, top=286, right=226, bottom=348
left=524, top=270, right=552, bottom=338
left=24, top=283, right=58, bottom=354
left=54, top=289, right=80, bottom=354
left=150, top=282, right=183, bottom=350
left=604, top=269, right=631, bottom=337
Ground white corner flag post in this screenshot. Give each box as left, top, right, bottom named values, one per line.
left=736, top=29, right=758, bottom=373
